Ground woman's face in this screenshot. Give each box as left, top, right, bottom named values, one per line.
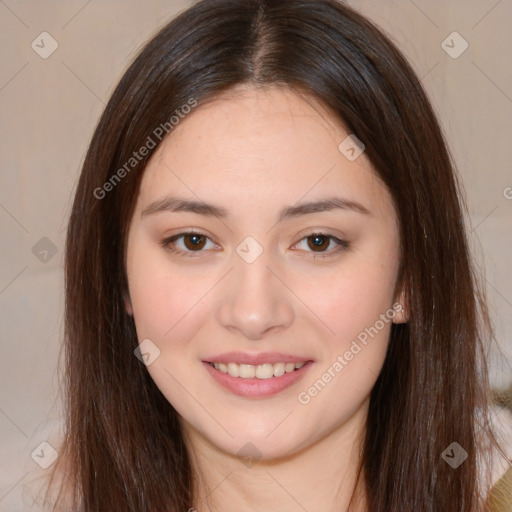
left=125, top=84, right=406, bottom=459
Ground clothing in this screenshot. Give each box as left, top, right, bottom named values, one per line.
left=487, top=465, right=512, bottom=512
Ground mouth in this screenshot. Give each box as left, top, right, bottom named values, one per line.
left=202, top=359, right=314, bottom=398
left=206, top=360, right=308, bottom=379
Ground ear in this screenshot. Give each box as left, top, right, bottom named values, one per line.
left=124, top=292, right=133, bottom=316
left=392, top=288, right=408, bottom=324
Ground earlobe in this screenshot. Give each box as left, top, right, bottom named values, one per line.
left=124, top=293, right=133, bottom=316
left=392, top=289, right=408, bottom=324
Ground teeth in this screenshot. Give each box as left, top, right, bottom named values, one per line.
left=227, top=362, right=239, bottom=377
left=239, top=364, right=255, bottom=378
left=212, top=361, right=307, bottom=379
left=284, top=362, right=295, bottom=373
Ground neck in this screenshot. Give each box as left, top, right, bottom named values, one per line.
left=182, top=398, right=370, bottom=512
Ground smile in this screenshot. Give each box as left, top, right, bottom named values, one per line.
left=203, top=360, right=314, bottom=398
left=209, top=361, right=306, bottom=379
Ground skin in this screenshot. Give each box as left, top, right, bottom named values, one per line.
left=124, top=84, right=407, bottom=512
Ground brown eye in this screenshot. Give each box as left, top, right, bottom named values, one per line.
left=183, top=234, right=207, bottom=251
left=161, top=232, right=216, bottom=256
left=293, top=232, right=350, bottom=258
left=307, top=234, right=330, bottom=252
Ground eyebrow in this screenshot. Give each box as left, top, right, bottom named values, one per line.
left=141, top=195, right=372, bottom=221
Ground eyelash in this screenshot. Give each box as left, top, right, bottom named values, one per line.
left=160, top=231, right=350, bottom=259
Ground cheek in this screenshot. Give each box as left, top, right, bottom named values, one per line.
left=295, top=271, right=394, bottom=416
left=300, top=251, right=398, bottom=398
left=126, top=248, right=210, bottom=410
left=312, top=265, right=397, bottom=342
left=126, top=242, right=209, bottom=343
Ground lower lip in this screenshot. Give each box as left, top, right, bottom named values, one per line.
left=202, top=361, right=314, bottom=399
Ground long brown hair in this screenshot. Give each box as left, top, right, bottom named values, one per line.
left=48, top=0, right=503, bottom=510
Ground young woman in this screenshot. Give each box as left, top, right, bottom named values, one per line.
left=29, top=0, right=511, bottom=510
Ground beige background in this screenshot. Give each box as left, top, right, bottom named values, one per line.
left=0, top=0, right=511, bottom=509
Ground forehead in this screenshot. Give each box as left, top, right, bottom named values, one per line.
left=135, top=84, right=393, bottom=219
left=154, top=84, right=349, bottom=162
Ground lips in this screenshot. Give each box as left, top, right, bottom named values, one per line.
left=201, top=352, right=314, bottom=398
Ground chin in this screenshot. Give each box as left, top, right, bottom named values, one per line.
left=201, top=422, right=314, bottom=462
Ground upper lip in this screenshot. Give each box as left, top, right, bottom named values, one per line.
left=203, top=352, right=313, bottom=365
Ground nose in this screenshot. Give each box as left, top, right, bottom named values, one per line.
left=215, top=250, right=295, bottom=340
